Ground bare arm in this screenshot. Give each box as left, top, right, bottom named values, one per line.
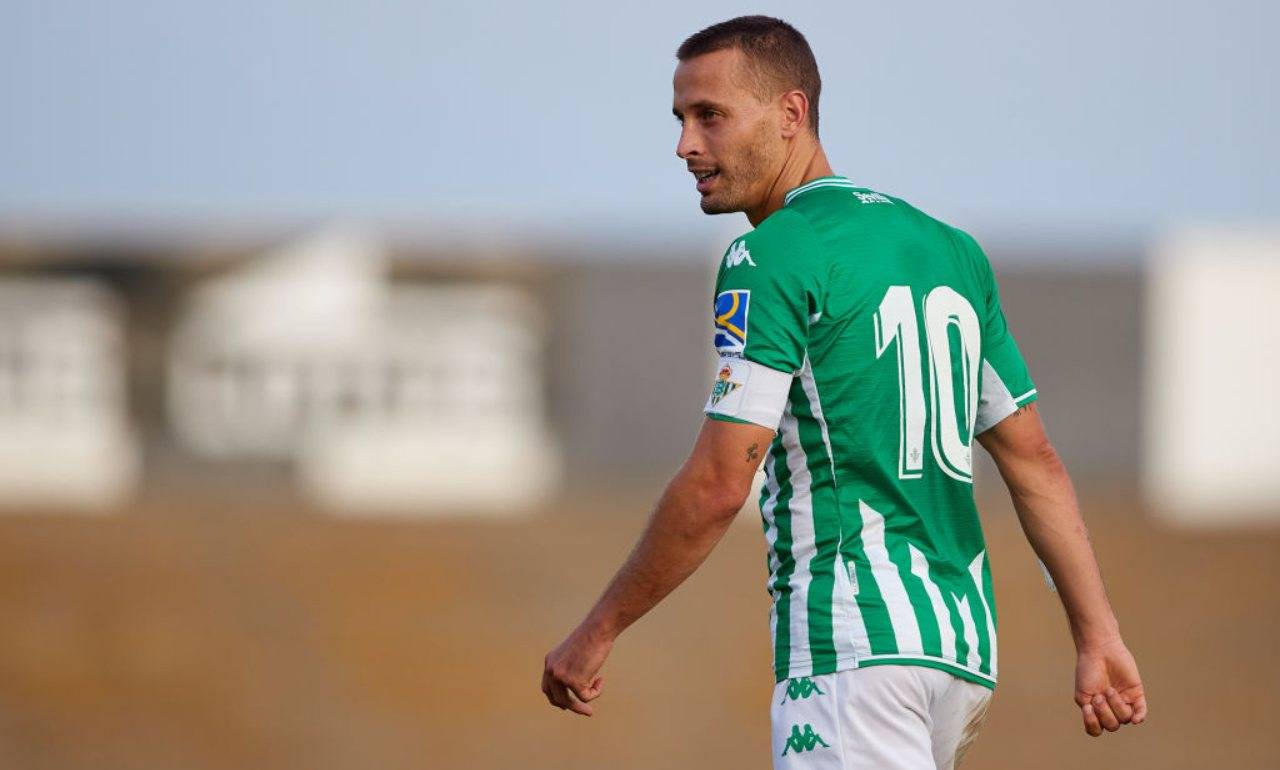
left=977, top=402, right=1147, bottom=736
left=541, top=417, right=774, bottom=716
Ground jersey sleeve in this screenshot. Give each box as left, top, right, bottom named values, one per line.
left=962, top=232, right=1038, bottom=434
left=704, top=212, right=825, bottom=431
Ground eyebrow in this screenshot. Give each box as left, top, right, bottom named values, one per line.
left=672, top=100, right=727, bottom=119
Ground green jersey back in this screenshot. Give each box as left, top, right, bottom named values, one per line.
left=704, top=176, right=1037, bottom=690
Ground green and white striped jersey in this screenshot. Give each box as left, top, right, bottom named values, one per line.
left=704, top=176, right=1037, bottom=690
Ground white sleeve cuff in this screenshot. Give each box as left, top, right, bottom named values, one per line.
left=974, top=359, right=1037, bottom=434
left=703, top=355, right=792, bottom=430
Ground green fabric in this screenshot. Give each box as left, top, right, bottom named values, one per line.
left=712, top=176, right=1037, bottom=688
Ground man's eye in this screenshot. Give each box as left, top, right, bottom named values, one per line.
left=700, top=111, right=719, bottom=121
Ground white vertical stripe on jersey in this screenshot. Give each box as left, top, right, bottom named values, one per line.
left=857, top=500, right=923, bottom=654
left=779, top=402, right=817, bottom=671
left=968, top=551, right=998, bottom=675
left=953, top=594, right=982, bottom=669
left=760, top=462, right=783, bottom=658
left=833, top=553, right=872, bottom=660
left=908, top=544, right=958, bottom=662
left=799, top=356, right=869, bottom=661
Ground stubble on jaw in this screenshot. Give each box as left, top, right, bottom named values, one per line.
left=699, top=116, right=776, bottom=215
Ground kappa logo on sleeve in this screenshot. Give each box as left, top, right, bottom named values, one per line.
left=713, top=289, right=750, bottom=354
left=725, top=239, right=755, bottom=268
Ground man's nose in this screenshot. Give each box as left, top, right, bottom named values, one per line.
left=675, top=124, right=700, bottom=160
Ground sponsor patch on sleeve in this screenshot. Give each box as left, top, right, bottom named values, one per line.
left=713, top=289, right=750, bottom=355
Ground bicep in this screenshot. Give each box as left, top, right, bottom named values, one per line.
left=682, top=417, right=775, bottom=509
left=975, top=401, right=1058, bottom=478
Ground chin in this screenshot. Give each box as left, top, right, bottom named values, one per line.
left=699, top=194, right=742, bottom=216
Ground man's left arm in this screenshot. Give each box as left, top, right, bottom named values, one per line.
left=541, top=417, right=773, bottom=716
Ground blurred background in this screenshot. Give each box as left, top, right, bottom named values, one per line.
left=1, top=1, right=1277, bottom=768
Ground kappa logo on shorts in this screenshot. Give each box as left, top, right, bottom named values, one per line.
left=780, top=677, right=825, bottom=703
left=781, top=723, right=830, bottom=755
left=713, top=289, right=749, bottom=354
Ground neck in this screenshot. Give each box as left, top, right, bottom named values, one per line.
left=745, top=140, right=835, bottom=227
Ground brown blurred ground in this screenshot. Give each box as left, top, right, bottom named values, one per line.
left=0, top=485, right=1275, bottom=770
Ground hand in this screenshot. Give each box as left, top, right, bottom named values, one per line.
left=541, top=623, right=613, bottom=717
left=1074, top=637, right=1148, bottom=736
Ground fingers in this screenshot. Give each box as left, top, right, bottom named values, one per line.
left=1079, top=686, right=1147, bottom=737
left=552, top=677, right=594, bottom=716
left=1104, top=687, right=1134, bottom=724
left=541, top=668, right=571, bottom=710
left=570, top=676, right=604, bottom=703
left=542, top=664, right=598, bottom=717
left=1081, top=702, right=1103, bottom=737
left=1092, top=693, right=1121, bottom=732
left=566, top=693, right=595, bottom=717
left=1131, top=693, right=1148, bottom=724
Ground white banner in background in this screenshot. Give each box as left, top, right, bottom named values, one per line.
left=1143, top=228, right=1280, bottom=526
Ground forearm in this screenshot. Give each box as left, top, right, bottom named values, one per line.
left=580, top=472, right=739, bottom=642
left=1001, top=448, right=1120, bottom=649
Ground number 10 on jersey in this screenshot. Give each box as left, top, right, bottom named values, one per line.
left=874, top=285, right=981, bottom=483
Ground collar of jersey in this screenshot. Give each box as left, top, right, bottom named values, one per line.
left=783, top=175, right=855, bottom=206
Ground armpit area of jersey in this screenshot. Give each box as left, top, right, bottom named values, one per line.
left=703, top=355, right=792, bottom=430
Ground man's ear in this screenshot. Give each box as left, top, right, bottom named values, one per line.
left=778, top=90, right=809, bottom=139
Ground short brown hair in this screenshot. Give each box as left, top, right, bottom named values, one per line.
left=677, top=15, right=822, bottom=135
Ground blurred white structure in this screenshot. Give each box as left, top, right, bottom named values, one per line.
left=1144, top=229, right=1280, bottom=526
left=0, top=279, right=140, bottom=511
left=167, top=226, right=558, bottom=516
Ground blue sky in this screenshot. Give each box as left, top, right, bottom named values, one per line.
left=2, top=1, right=1276, bottom=249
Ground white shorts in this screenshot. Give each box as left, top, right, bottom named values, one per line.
left=771, top=665, right=993, bottom=770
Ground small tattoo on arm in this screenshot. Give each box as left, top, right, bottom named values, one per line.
left=746, top=442, right=760, bottom=463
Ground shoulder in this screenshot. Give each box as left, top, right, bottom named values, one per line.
left=750, top=206, right=823, bottom=248
left=790, top=182, right=950, bottom=244
left=938, top=222, right=995, bottom=281
left=939, top=220, right=982, bottom=254
left=720, top=208, right=824, bottom=273
left=864, top=191, right=992, bottom=267
left=863, top=188, right=959, bottom=236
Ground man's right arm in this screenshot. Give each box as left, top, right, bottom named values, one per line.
left=976, top=402, right=1148, bottom=737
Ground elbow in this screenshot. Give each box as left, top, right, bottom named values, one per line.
left=996, top=431, right=1062, bottom=469
left=1004, top=438, right=1069, bottom=495
left=717, top=485, right=752, bottom=521
left=682, top=472, right=751, bottom=527
left=702, top=483, right=750, bottom=526
left=1028, top=438, right=1064, bottom=470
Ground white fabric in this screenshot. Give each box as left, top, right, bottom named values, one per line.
left=974, top=359, right=1018, bottom=435
left=704, top=355, right=792, bottom=430
left=771, top=665, right=992, bottom=770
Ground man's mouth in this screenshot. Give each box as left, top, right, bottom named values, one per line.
left=692, top=168, right=721, bottom=193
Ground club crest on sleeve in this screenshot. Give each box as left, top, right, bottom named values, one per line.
left=705, top=357, right=752, bottom=415
left=714, top=289, right=749, bottom=354
left=709, top=364, right=741, bottom=407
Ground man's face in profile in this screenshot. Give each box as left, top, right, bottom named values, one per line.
left=672, top=48, right=780, bottom=215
